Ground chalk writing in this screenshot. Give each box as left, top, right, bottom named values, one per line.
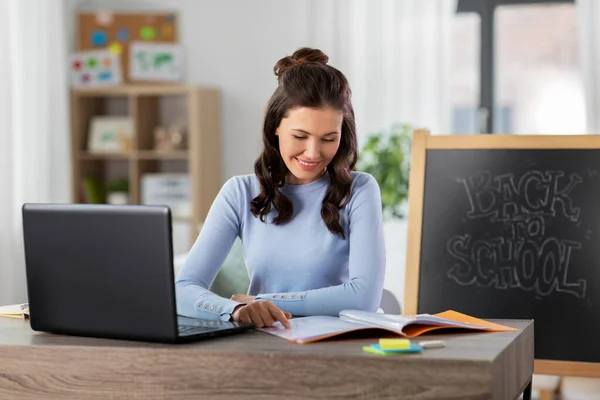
left=447, top=170, right=587, bottom=299
left=457, top=170, right=582, bottom=222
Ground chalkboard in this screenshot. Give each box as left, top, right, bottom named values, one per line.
left=404, top=130, right=600, bottom=377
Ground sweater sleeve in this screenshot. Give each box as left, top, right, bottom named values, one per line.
left=254, top=174, right=386, bottom=316
left=175, top=177, right=246, bottom=321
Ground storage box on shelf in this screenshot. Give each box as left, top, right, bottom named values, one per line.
left=70, top=84, right=221, bottom=245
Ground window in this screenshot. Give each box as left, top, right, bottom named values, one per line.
left=451, top=0, right=583, bottom=134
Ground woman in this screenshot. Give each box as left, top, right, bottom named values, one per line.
left=176, top=47, right=385, bottom=329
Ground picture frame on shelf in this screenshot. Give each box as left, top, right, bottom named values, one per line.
left=87, top=116, right=133, bottom=154
left=130, top=41, right=184, bottom=82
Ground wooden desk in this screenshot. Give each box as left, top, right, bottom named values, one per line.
left=0, top=318, right=533, bottom=399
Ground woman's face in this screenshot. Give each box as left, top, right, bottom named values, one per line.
left=276, top=106, right=343, bottom=185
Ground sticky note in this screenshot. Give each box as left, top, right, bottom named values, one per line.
left=379, top=338, right=410, bottom=350
left=363, top=343, right=423, bottom=356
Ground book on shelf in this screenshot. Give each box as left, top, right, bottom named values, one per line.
left=259, top=309, right=516, bottom=344
left=0, top=303, right=29, bottom=319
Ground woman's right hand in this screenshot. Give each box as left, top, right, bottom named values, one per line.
left=231, top=300, right=292, bottom=329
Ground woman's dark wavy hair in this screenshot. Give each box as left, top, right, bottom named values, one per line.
left=250, top=47, right=358, bottom=239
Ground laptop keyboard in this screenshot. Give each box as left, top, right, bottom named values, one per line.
left=178, top=324, right=220, bottom=335
left=177, top=320, right=227, bottom=336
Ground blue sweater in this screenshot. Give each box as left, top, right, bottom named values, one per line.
left=175, top=171, right=386, bottom=321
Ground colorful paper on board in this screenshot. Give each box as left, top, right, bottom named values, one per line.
left=69, top=50, right=122, bottom=88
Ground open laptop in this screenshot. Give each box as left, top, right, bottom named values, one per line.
left=21, top=203, right=253, bottom=343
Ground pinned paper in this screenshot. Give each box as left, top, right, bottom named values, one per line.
left=109, top=42, right=122, bottom=55
left=117, top=27, right=129, bottom=42
left=91, top=30, right=108, bottom=47
left=130, top=41, right=182, bottom=82
left=140, top=26, right=156, bottom=40
left=95, top=11, right=114, bottom=26
left=70, top=50, right=122, bottom=88
left=160, top=24, right=173, bottom=39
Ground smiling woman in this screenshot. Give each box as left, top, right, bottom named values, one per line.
left=175, top=47, right=385, bottom=329
left=276, top=107, right=342, bottom=185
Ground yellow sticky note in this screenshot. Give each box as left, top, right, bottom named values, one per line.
left=109, top=42, right=122, bottom=55
left=379, top=338, right=410, bottom=350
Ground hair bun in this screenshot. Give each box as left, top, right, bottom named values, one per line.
left=273, top=47, right=329, bottom=80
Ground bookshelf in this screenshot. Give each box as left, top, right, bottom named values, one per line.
left=70, top=84, right=221, bottom=246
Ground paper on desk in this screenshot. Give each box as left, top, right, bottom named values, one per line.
left=258, top=309, right=517, bottom=344
left=259, top=315, right=388, bottom=344
left=0, top=303, right=29, bottom=319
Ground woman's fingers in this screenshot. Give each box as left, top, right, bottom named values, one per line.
left=248, top=306, right=266, bottom=328
left=237, top=307, right=253, bottom=325
left=233, top=301, right=292, bottom=329
left=258, top=302, right=276, bottom=327
left=266, top=301, right=292, bottom=329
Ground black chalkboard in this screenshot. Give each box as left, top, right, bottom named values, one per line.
left=417, top=148, right=600, bottom=363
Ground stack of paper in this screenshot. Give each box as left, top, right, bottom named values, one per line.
left=363, top=339, right=423, bottom=356
left=0, top=303, right=29, bottom=319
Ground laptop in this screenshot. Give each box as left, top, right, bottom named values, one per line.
left=21, top=203, right=254, bottom=343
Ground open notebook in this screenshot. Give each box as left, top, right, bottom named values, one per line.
left=259, top=309, right=516, bottom=344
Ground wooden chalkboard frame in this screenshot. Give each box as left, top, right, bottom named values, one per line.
left=404, top=129, right=600, bottom=378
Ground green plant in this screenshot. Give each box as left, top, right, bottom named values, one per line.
left=357, top=123, right=412, bottom=219
left=106, top=178, right=129, bottom=193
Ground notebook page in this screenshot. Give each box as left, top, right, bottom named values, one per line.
left=259, top=315, right=373, bottom=343
left=339, top=310, right=490, bottom=331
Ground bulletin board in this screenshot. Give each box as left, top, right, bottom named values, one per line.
left=77, top=12, right=179, bottom=83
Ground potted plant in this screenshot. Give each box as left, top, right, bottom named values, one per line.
left=106, top=178, right=129, bottom=205
left=357, top=123, right=412, bottom=219
left=357, top=123, right=413, bottom=307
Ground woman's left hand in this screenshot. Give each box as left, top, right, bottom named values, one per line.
left=231, top=294, right=255, bottom=303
